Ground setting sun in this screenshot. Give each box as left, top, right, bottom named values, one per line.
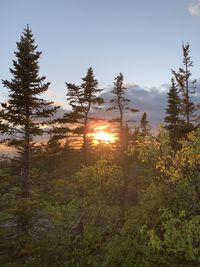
left=93, top=131, right=115, bottom=143
left=88, top=124, right=117, bottom=145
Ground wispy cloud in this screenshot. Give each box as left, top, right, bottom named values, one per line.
left=188, top=0, right=200, bottom=16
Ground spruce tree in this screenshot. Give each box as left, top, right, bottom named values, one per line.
left=65, top=67, right=104, bottom=162
left=0, top=26, right=59, bottom=229
left=164, top=78, right=183, bottom=149
left=107, top=72, right=139, bottom=152
left=140, top=112, right=150, bottom=137
left=172, top=43, right=198, bottom=132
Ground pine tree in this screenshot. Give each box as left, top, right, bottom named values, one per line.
left=140, top=112, right=150, bottom=137
left=0, top=26, right=59, bottom=229
left=164, top=78, right=183, bottom=149
left=107, top=72, right=139, bottom=152
left=172, top=43, right=198, bottom=132
left=65, top=67, right=104, bottom=162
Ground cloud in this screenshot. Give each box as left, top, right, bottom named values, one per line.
left=55, top=84, right=169, bottom=131
left=97, top=81, right=200, bottom=131
left=99, top=84, right=168, bottom=130
left=188, top=1, right=200, bottom=16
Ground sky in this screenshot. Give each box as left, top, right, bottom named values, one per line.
left=0, top=0, right=200, bottom=125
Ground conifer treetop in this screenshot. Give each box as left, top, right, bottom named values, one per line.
left=0, top=25, right=59, bottom=149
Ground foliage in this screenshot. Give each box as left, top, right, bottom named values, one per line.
left=147, top=209, right=200, bottom=266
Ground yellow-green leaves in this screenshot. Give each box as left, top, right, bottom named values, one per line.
left=75, top=160, right=124, bottom=196
left=147, top=209, right=200, bottom=263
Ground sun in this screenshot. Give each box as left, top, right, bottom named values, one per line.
left=88, top=124, right=117, bottom=145
left=94, top=131, right=115, bottom=143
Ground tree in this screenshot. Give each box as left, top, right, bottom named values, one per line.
left=65, top=67, right=104, bottom=162
left=107, top=72, right=139, bottom=152
left=0, top=26, right=59, bottom=230
left=164, top=78, right=183, bottom=149
left=140, top=112, right=150, bottom=137
left=172, top=43, right=198, bottom=131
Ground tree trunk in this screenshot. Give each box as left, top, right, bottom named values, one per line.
left=22, top=131, right=30, bottom=198
left=185, top=63, right=190, bottom=124
left=83, top=116, right=88, bottom=164
left=20, top=119, right=31, bottom=232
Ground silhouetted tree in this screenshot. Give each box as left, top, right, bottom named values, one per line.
left=140, top=112, right=150, bottom=137
left=107, top=72, right=139, bottom=152
left=65, top=67, right=104, bottom=162
left=164, top=78, right=183, bottom=149
left=0, top=25, right=59, bottom=230
left=172, top=43, right=198, bottom=132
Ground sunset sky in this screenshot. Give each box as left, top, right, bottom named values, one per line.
left=0, top=0, right=200, bottom=113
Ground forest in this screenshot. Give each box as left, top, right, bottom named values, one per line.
left=0, top=26, right=200, bottom=267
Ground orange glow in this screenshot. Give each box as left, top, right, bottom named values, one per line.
left=93, top=131, right=115, bottom=143
left=89, top=124, right=117, bottom=144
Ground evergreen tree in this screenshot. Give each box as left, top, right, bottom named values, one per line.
left=140, top=112, right=150, bottom=137
left=65, top=67, right=104, bottom=162
left=107, top=72, right=139, bottom=152
left=172, top=43, right=198, bottom=132
left=164, top=78, right=183, bottom=149
left=0, top=26, right=59, bottom=230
